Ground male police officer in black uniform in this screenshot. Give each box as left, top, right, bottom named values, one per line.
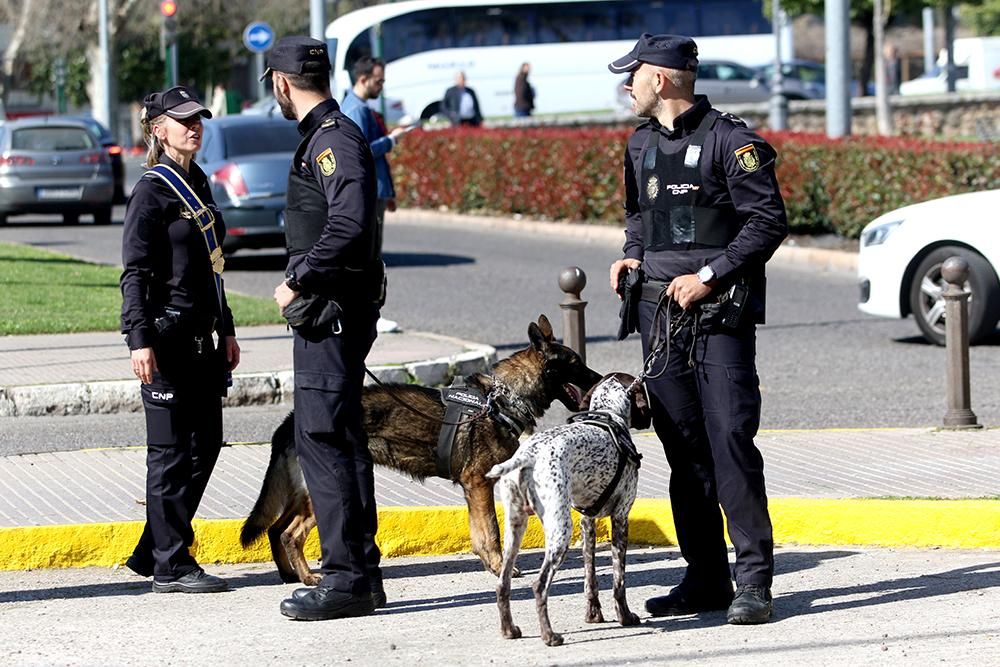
left=267, top=36, right=385, bottom=621
left=608, top=34, right=788, bottom=624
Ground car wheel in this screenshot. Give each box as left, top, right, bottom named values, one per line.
left=63, top=212, right=80, bottom=225
left=93, top=207, right=112, bottom=225
left=908, top=246, right=1000, bottom=345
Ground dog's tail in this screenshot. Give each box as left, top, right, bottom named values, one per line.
left=240, top=411, right=297, bottom=548
left=485, top=448, right=534, bottom=480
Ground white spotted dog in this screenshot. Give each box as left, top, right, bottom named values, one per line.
left=486, top=372, right=651, bottom=647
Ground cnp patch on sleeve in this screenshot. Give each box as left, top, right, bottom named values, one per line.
left=734, top=144, right=761, bottom=173
left=316, top=148, right=337, bottom=176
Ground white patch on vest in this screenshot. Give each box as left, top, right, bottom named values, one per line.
left=684, top=144, right=702, bottom=168
left=151, top=391, right=174, bottom=401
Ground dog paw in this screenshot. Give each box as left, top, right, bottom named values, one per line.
left=302, top=574, right=322, bottom=586
left=543, top=632, right=564, bottom=647
left=502, top=625, right=522, bottom=640
left=585, top=607, right=605, bottom=624
left=619, top=611, right=641, bottom=626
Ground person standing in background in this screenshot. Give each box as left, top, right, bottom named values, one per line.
left=514, top=62, right=535, bottom=117
left=442, top=72, right=483, bottom=126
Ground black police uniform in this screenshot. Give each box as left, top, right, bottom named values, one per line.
left=623, top=96, right=788, bottom=591
left=120, top=155, right=235, bottom=581
left=283, top=97, right=384, bottom=597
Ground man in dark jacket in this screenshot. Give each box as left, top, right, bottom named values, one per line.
left=442, top=71, right=483, bottom=126
left=267, top=35, right=385, bottom=622
left=608, top=33, right=788, bottom=625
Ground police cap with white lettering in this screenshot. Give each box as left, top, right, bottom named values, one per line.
left=260, top=36, right=331, bottom=81
left=608, top=33, right=699, bottom=74
left=143, top=86, right=212, bottom=121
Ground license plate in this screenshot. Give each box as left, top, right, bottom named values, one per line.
left=37, top=187, right=83, bottom=201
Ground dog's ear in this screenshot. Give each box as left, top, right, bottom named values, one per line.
left=630, top=384, right=653, bottom=430
left=528, top=321, right=550, bottom=350
left=536, top=314, right=555, bottom=341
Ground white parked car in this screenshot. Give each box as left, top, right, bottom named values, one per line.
left=857, top=189, right=1000, bottom=345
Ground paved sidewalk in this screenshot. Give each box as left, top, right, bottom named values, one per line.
left=0, top=325, right=496, bottom=417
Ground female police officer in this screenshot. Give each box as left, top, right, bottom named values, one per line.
left=120, top=86, right=240, bottom=593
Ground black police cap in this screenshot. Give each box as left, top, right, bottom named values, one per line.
left=608, top=33, right=699, bottom=74
left=143, top=86, right=212, bottom=122
left=260, top=36, right=331, bottom=81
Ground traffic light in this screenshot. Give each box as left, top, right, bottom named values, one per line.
left=160, top=0, right=178, bottom=55
left=160, top=0, right=179, bottom=87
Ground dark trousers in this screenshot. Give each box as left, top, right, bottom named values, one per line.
left=638, top=300, right=774, bottom=588
left=135, top=356, right=223, bottom=581
left=293, top=305, right=381, bottom=594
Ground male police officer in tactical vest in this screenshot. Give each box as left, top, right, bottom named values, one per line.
left=608, top=34, right=788, bottom=625
left=267, top=36, right=386, bottom=621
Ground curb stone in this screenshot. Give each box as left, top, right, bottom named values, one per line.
left=0, top=346, right=497, bottom=418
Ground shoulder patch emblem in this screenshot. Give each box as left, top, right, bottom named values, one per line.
left=316, top=148, right=337, bottom=177
left=320, top=118, right=337, bottom=129
left=734, top=144, right=761, bottom=173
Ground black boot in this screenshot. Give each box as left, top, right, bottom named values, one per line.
left=645, top=580, right=734, bottom=616
left=726, top=584, right=773, bottom=624
left=280, top=587, right=375, bottom=621
left=291, top=583, right=386, bottom=609
left=152, top=568, right=228, bottom=594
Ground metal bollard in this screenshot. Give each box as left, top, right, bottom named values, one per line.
left=558, top=267, right=587, bottom=364
left=941, top=256, right=981, bottom=429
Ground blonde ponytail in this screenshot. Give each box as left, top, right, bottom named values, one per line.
left=140, top=107, right=166, bottom=168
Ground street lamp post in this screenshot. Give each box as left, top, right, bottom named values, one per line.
left=769, top=0, right=788, bottom=131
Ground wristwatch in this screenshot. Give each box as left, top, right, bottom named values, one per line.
left=284, top=270, right=303, bottom=292
left=697, top=265, right=716, bottom=284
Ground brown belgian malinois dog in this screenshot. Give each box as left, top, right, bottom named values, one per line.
left=240, top=315, right=601, bottom=583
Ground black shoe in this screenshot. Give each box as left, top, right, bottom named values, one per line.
left=292, top=583, right=386, bottom=609
left=124, top=554, right=153, bottom=578
left=152, top=568, right=228, bottom=594
left=645, top=581, right=734, bottom=617
left=280, top=587, right=375, bottom=621
left=726, top=584, right=773, bottom=625
left=371, top=581, right=387, bottom=609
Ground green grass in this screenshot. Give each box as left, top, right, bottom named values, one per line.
left=0, top=241, right=283, bottom=335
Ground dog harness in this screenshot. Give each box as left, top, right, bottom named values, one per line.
left=567, top=411, right=642, bottom=518
left=436, top=379, right=527, bottom=480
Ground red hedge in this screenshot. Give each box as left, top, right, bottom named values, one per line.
left=391, top=127, right=999, bottom=238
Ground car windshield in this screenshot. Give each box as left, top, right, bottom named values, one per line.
left=222, top=123, right=300, bottom=158
left=12, top=127, right=96, bottom=151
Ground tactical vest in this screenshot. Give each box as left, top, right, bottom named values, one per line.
left=285, top=119, right=336, bottom=257
left=284, top=114, right=384, bottom=303
left=639, top=110, right=742, bottom=278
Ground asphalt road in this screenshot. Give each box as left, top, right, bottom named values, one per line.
left=1, top=209, right=998, bottom=456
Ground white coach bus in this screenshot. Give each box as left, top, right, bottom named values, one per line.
left=325, top=0, right=774, bottom=121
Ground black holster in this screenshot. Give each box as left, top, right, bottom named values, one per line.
left=616, top=267, right=644, bottom=341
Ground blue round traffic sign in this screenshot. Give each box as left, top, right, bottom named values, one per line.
left=243, top=21, right=274, bottom=54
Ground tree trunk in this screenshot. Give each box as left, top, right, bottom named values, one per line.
left=859, top=12, right=875, bottom=98
left=2, top=0, right=36, bottom=108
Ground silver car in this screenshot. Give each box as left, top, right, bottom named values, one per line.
left=0, top=117, right=114, bottom=225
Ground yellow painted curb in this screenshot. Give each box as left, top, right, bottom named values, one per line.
left=1, top=498, right=998, bottom=571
